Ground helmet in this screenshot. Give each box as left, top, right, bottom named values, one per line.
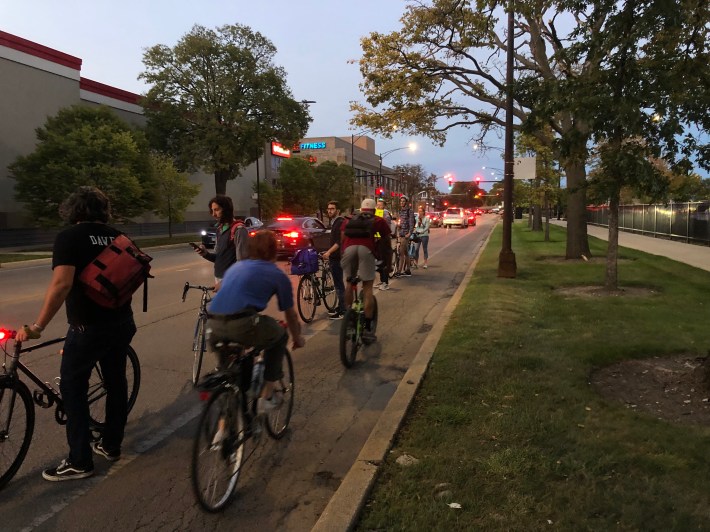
left=361, top=198, right=377, bottom=211
left=400, top=194, right=409, bottom=201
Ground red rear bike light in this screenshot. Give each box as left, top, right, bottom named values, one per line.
left=199, top=391, right=211, bottom=401
left=0, top=328, right=14, bottom=341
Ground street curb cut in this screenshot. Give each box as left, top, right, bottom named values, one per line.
left=311, top=223, right=497, bottom=532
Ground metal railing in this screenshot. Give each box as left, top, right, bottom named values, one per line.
left=586, top=201, right=710, bottom=246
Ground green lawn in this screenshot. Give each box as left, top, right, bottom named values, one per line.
left=357, top=222, right=710, bottom=531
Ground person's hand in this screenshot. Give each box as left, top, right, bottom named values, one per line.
left=322, top=251, right=330, bottom=260
left=16, top=324, right=41, bottom=342
left=292, top=335, right=305, bottom=350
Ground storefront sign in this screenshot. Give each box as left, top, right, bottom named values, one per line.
left=271, top=141, right=291, bottom=158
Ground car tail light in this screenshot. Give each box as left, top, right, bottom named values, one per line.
left=249, top=230, right=257, bottom=237
left=284, top=231, right=300, bottom=239
left=276, top=216, right=293, bottom=221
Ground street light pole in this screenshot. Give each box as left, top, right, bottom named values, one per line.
left=498, top=2, right=517, bottom=278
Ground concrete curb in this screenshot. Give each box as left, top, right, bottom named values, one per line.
left=311, top=226, right=495, bottom=532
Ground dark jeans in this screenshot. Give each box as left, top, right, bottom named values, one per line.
left=329, top=257, right=346, bottom=313
left=60, top=317, right=136, bottom=468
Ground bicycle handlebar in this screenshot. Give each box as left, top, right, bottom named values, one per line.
left=182, top=282, right=216, bottom=302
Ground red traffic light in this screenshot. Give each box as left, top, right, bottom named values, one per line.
left=475, top=175, right=481, bottom=183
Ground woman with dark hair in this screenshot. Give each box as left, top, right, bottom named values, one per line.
left=194, top=195, right=249, bottom=286
left=16, top=185, right=137, bottom=481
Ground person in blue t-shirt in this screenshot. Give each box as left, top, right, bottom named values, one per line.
left=207, top=230, right=305, bottom=413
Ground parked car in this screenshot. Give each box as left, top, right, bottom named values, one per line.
left=442, top=207, right=468, bottom=228
left=200, top=216, right=263, bottom=248
left=258, top=216, right=331, bottom=259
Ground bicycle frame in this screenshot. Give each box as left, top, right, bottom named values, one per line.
left=1, top=336, right=67, bottom=424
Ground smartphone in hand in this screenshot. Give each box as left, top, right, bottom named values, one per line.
left=189, top=242, right=200, bottom=249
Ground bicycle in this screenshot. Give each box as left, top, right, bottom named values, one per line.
left=339, top=275, right=378, bottom=368
left=295, top=254, right=338, bottom=323
left=0, top=328, right=141, bottom=490
left=191, top=330, right=295, bottom=512
left=182, top=282, right=215, bottom=386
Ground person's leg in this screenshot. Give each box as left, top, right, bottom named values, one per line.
left=421, top=236, right=429, bottom=266
left=329, top=257, right=346, bottom=314
left=98, top=318, right=136, bottom=453
left=60, top=327, right=100, bottom=468
left=341, top=247, right=358, bottom=308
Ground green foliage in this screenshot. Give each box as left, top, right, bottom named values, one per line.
left=9, top=105, right=151, bottom=226
left=253, top=179, right=282, bottom=221
left=140, top=23, right=312, bottom=196
left=277, top=157, right=318, bottom=215
left=148, top=152, right=200, bottom=236
left=358, top=223, right=710, bottom=530
left=313, top=161, right=356, bottom=218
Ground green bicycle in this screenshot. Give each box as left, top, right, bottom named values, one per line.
left=339, top=275, right=378, bottom=368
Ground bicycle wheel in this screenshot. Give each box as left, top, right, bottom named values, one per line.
left=192, top=316, right=207, bottom=385
left=321, top=268, right=338, bottom=312
left=88, top=346, right=141, bottom=429
left=0, top=379, right=35, bottom=491
left=192, top=387, right=245, bottom=512
left=339, top=309, right=360, bottom=368
left=296, top=275, right=317, bottom=323
left=265, top=350, right=295, bottom=439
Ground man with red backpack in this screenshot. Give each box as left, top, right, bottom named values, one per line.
left=195, top=196, right=249, bottom=288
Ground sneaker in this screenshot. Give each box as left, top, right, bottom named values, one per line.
left=374, top=281, right=383, bottom=288
left=257, top=393, right=283, bottom=415
left=392, top=272, right=402, bottom=278
left=91, top=440, right=120, bottom=462
left=403, top=270, right=412, bottom=277
left=42, top=459, right=93, bottom=481
left=378, top=283, right=390, bottom=291
left=329, top=312, right=344, bottom=320
left=423, top=264, right=428, bottom=269
left=362, top=330, right=377, bottom=344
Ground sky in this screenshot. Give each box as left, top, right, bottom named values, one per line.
left=1, top=0, right=508, bottom=193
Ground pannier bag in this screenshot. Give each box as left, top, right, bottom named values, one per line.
left=79, top=234, right=153, bottom=311
left=290, top=247, right=319, bottom=275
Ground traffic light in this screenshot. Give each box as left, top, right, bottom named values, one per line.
left=447, top=176, right=453, bottom=191
left=475, top=175, right=481, bottom=185
left=376, top=188, right=385, bottom=198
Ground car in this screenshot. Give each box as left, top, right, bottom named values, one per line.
left=258, top=216, right=331, bottom=259
left=465, top=209, right=477, bottom=226
left=442, top=207, right=468, bottom=228
left=200, top=216, right=264, bottom=248
left=426, top=211, right=442, bottom=227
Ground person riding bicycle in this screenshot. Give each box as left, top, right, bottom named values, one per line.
left=194, top=196, right=249, bottom=289
left=15, top=186, right=137, bottom=481
left=206, top=230, right=305, bottom=413
left=340, top=198, right=392, bottom=343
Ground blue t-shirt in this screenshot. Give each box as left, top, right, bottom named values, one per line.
left=208, top=259, right=293, bottom=314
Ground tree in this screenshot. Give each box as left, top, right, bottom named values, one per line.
left=313, top=161, right=356, bottom=218
left=148, top=153, right=200, bottom=237
left=351, top=0, right=706, bottom=262
left=277, top=158, right=319, bottom=215
left=253, top=180, right=282, bottom=221
left=393, top=163, right=438, bottom=202
left=140, top=24, right=312, bottom=196
left=9, top=105, right=151, bottom=225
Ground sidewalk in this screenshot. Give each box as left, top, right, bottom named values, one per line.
left=551, top=220, right=710, bottom=272
left=312, top=220, right=710, bottom=531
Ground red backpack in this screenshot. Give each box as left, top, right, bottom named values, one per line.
left=78, top=234, right=153, bottom=311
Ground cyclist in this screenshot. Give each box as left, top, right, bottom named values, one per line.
left=15, top=186, right=137, bottom=481
left=394, top=195, right=415, bottom=277
left=206, top=230, right=305, bottom=413
left=340, top=198, right=392, bottom=342
left=194, top=196, right=249, bottom=289
left=322, top=200, right=346, bottom=319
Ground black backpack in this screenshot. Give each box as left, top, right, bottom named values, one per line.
left=344, top=213, right=375, bottom=238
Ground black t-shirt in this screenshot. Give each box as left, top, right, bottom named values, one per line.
left=329, top=216, right=344, bottom=260
left=52, top=222, right=133, bottom=326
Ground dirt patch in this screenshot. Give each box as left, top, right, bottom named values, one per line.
left=555, top=285, right=657, bottom=298
left=591, top=355, right=710, bottom=426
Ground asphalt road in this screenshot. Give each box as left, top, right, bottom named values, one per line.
left=0, top=216, right=495, bottom=531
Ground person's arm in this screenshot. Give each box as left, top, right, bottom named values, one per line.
left=16, top=265, right=74, bottom=341
left=284, top=307, right=305, bottom=349
left=323, top=242, right=339, bottom=260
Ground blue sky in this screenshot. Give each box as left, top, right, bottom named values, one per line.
left=2, top=0, right=506, bottom=192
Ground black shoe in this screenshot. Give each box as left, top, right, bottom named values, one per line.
left=42, top=459, right=94, bottom=481
left=403, top=270, right=412, bottom=277
left=92, top=440, right=121, bottom=462
left=362, top=329, right=377, bottom=344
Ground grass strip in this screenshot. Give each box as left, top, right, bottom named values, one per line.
left=357, top=222, right=710, bottom=531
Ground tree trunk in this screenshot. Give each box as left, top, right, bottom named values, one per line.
left=605, top=192, right=620, bottom=290
left=214, top=169, right=230, bottom=196
left=562, top=159, right=591, bottom=259
left=544, top=190, right=550, bottom=242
